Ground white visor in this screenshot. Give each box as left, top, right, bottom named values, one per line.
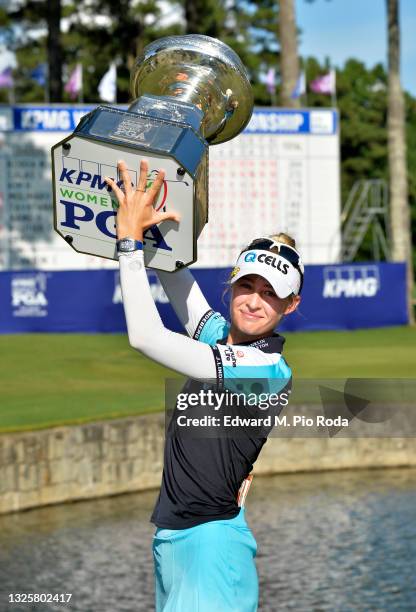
left=230, top=249, right=303, bottom=298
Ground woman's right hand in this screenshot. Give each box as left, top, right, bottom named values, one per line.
left=105, top=159, right=180, bottom=241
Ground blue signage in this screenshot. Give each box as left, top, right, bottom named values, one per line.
left=279, top=262, right=408, bottom=332
left=0, top=262, right=407, bottom=334
left=3, top=105, right=338, bottom=135
left=13, top=107, right=94, bottom=131
left=245, top=109, right=338, bottom=135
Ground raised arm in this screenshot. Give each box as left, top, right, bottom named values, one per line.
left=156, top=267, right=212, bottom=338
left=119, top=251, right=218, bottom=379
left=105, top=159, right=218, bottom=379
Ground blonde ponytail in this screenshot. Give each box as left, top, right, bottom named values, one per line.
left=269, top=232, right=297, bottom=248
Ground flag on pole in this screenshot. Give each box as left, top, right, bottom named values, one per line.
left=30, top=63, right=47, bottom=86
left=265, top=67, right=276, bottom=95
left=310, top=69, right=336, bottom=94
left=0, top=67, right=14, bottom=89
left=65, top=63, right=83, bottom=99
left=98, top=63, right=117, bottom=103
left=291, top=71, right=306, bottom=99
left=0, top=47, right=17, bottom=74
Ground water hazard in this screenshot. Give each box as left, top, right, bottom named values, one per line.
left=0, top=468, right=415, bottom=611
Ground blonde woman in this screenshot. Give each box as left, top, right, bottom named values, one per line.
left=106, top=160, right=303, bottom=612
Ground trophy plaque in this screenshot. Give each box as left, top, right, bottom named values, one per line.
left=51, top=35, right=253, bottom=271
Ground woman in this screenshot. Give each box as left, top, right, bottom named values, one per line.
left=106, top=159, right=303, bottom=612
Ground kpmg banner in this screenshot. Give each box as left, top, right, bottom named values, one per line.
left=1, top=105, right=337, bottom=135
left=0, top=262, right=408, bottom=334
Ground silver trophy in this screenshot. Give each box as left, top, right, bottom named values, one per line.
left=52, top=35, right=253, bottom=271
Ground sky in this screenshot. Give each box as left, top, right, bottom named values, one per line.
left=296, top=0, right=416, bottom=95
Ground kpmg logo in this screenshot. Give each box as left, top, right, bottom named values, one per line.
left=323, top=265, right=380, bottom=298
left=11, top=273, right=48, bottom=317
left=58, top=159, right=171, bottom=250
left=112, top=271, right=169, bottom=305
left=17, top=107, right=90, bottom=131
left=59, top=167, right=113, bottom=189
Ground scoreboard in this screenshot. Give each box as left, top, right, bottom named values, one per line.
left=202, top=108, right=340, bottom=266
left=0, top=105, right=340, bottom=270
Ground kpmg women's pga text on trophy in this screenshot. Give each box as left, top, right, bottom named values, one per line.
left=51, top=35, right=253, bottom=271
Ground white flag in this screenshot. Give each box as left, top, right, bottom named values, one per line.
left=291, top=71, right=306, bottom=99
left=98, top=64, right=117, bottom=103
left=0, top=46, right=17, bottom=73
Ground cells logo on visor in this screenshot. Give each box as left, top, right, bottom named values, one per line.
left=244, top=252, right=257, bottom=263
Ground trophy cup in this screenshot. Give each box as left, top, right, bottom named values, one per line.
left=51, top=35, right=253, bottom=271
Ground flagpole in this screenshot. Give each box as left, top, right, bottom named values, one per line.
left=8, top=81, right=15, bottom=105
left=331, top=67, right=337, bottom=108
left=45, top=62, right=50, bottom=104
left=303, top=65, right=308, bottom=107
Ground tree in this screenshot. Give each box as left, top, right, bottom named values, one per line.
left=278, top=0, right=300, bottom=108
left=182, top=0, right=283, bottom=106
left=5, top=0, right=285, bottom=105
left=0, top=1, right=51, bottom=103
left=183, top=0, right=225, bottom=36
left=307, top=58, right=389, bottom=203
left=63, top=0, right=181, bottom=103
left=386, top=0, right=414, bottom=323
left=47, top=0, right=62, bottom=102
left=305, top=55, right=416, bottom=269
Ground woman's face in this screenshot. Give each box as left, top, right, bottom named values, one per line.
left=229, top=274, right=300, bottom=342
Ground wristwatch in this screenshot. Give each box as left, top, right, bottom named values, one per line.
left=116, top=237, right=143, bottom=254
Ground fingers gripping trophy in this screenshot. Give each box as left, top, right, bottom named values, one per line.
left=51, top=35, right=253, bottom=271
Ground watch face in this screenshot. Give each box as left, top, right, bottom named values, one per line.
left=117, top=238, right=142, bottom=253
left=118, top=239, right=134, bottom=251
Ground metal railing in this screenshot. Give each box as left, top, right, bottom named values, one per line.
left=341, top=179, right=389, bottom=262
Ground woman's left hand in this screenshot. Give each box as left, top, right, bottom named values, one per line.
left=105, top=159, right=180, bottom=241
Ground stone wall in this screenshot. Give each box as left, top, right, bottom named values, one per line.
left=1, top=410, right=416, bottom=515
left=0, top=414, right=164, bottom=515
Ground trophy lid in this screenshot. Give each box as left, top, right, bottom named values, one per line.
left=130, top=35, right=253, bottom=145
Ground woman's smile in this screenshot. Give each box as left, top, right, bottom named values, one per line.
left=240, top=310, right=263, bottom=320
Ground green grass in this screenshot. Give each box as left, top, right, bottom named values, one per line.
left=1, top=327, right=415, bottom=433
left=283, top=326, right=416, bottom=378
left=0, top=334, right=179, bottom=433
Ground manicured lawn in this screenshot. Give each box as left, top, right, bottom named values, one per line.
left=283, top=326, right=416, bottom=378
left=0, top=334, right=177, bottom=433
left=1, top=326, right=415, bottom=433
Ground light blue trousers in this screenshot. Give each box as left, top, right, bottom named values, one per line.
left=153, top=508, right=258, bottom=612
